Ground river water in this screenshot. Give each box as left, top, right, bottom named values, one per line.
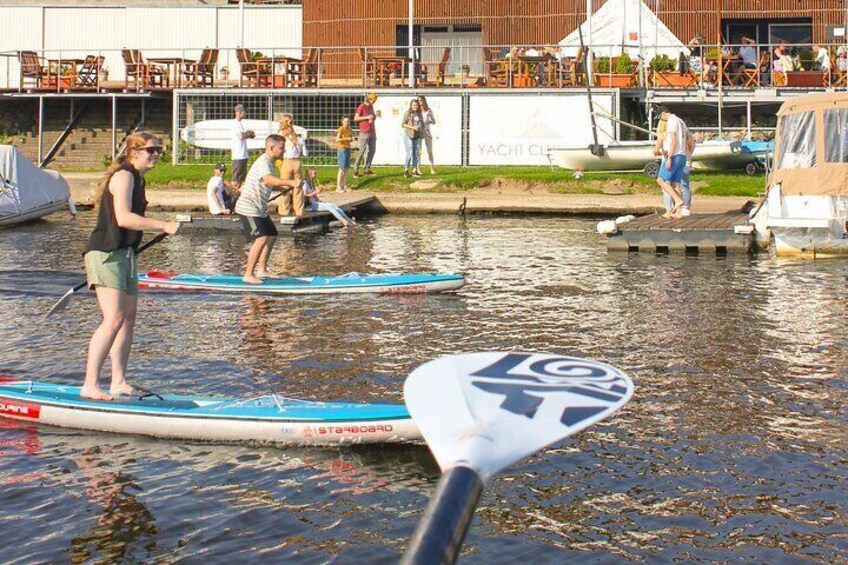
left=0, top=211, right=846, bottom=564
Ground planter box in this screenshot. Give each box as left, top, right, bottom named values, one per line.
left=594, top=73, right=635, bottom=87
left=654, top=71, right=694, bottom=87
left=785, top=71, right=826, bottom=87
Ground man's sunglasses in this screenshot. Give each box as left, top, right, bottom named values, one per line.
left=138, top=146, right=163, bottom=155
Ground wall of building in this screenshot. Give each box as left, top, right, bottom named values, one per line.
left=0, top=4, right=302, bottom=86
left=303, top=0, right=848, bottom=47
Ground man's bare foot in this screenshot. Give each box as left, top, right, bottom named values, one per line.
left=255, top=271, right=279, bottom=279
left=110, top=382, right=134, bottom=397
left=243, top=275, right=263, bottom=284
left=80, top=385, right=112, bottom=401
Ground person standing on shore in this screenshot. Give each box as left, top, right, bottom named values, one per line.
left=402, top=98, right=424, bottom=178
left=81, top=132, right=179, bottom=401
left=352, top=92, right=378, bottom=178
left=416, top=96, right=436, bottom=175
left=276, top=113, right=306, bottom=216
left=230, top=104, right=254, bottom=207
left=335, top=116, right=354, bottom=192
left=235, top=134, right=304, bottom=284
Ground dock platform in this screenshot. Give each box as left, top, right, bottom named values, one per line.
left=607, top=211, right=754, bottom=254
left=175, top=194, right=374, bottom=235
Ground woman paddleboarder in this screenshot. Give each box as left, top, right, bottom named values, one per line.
left=81, top=132, right=179, bottom=401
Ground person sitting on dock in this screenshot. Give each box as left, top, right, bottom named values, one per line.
left=302, top=167, right=355, bottom=228
left=655, top=107, right=688, bottom=219
left=206, top=163, right=232, bottom=216
left=234, top=135, right=305, bottom=284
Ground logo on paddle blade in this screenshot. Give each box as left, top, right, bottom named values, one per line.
left=469, top=353, right=630, bottom=425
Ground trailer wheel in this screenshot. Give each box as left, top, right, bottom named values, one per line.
left=643, top=161, right=660, bottom=178
left=745, top=162, right=758, bottom=175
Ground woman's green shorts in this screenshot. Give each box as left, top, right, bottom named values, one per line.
left=84, top=248, right=138, bottom=295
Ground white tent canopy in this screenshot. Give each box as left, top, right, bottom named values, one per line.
left=559, top=0, right=688, bottom=61
left=0, top=145, right=70, bottom=226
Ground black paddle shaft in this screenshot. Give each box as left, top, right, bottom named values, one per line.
left=402, top=465, right=484, bottom=565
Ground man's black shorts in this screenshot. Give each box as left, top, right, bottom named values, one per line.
left=231, top=158, right=248, bottom=183
left=238, top=214, right=278, bottom=240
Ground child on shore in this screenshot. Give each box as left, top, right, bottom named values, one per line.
left=302, top=167, right=356, bottom=228
left=206, top=163, right=232, bottom=215
left=336, top=116, right=354, bottom=192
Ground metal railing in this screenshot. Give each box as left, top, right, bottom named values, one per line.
left=2, top=42, right=846, bottom=93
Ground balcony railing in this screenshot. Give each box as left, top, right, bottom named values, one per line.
left=2, top=42, right=846, bottom=93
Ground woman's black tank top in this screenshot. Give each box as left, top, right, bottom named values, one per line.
left=84, top=165, right=147, bottom=253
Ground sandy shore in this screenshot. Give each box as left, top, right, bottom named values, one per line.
left=64, top=173, right=752, bottom=216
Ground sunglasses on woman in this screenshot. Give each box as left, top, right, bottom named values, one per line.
left=138, top=146, right=163, bottom=155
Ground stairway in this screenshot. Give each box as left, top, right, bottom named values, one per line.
left=7, top=98, right=173, bottom=170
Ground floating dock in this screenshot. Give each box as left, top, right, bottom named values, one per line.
left=175, top=194, right=374, bottom=235
left=607, top=211, right=754, bottom=254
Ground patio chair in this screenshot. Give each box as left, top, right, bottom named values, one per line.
left=237, top=48, right=271, bottom=87
left=18, top=50, right=53, bottom=90
left=483, top=48, right=509, bottom=87
left=184, top=48, right=218, bottom=87
left=357, top=47, right=375, bottom=87
left=76, top=55, right=104, bottom=89
left=419, top=47, right=451, bottom=87
left=122, top=49, right=167, bottom=90
left=743, top=51, right=770, bottom=88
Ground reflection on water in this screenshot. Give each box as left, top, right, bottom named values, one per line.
left=0, top=212, right=846, bottom=563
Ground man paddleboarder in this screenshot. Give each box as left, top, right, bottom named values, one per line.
left=234, top=134, right=304, bottom=284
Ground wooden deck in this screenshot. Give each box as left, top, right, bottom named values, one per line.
left=175, top=194, right=374, bottom=235
left=607, top=211, right=754, bottom=254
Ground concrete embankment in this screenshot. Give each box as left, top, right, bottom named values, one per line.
left=64, top=173, right=752, bottom=216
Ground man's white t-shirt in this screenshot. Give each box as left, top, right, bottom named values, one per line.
left=231, top=119, right=248, bottom=160
left=206, top=175, right=227, bottom=215
left=663, top=114, right=689, bottom=158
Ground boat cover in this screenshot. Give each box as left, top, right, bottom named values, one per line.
left=0, top=144, right=69, bottom=222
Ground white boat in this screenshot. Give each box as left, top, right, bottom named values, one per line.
left=749, top=93, right=848, bottom=257
left=548, top=139, right=741, bottom=173
left=180, top=119, right=308, bottom=151
left=0, top=145, right=72, bottom=227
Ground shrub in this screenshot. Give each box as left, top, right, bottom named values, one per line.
left=595, top=56, right=611, bottom=74
left=650, top=54, right=675, bottom=72
left=615, top=53, right=633, bottom=74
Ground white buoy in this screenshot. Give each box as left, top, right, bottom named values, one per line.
left=615, top=215, right=636, bottom=225
left=596, top=220, right=618, bottom=234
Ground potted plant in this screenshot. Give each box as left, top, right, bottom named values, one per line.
left=219, top=66, right=229, bottom=81
left=594, top=53, right=635, bottom=87
left=650, top=53, right=691, bottom=87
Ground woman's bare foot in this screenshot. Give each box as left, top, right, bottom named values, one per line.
left=110, top=382, right=134, bottom=397
left=243, top=275, right=263, bottom=284
left=429, top=168, right=436, bottom=175
left=80, top=385, right=112, bottom=401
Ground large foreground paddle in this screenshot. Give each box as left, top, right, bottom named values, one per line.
left=402, top=352, right=634, bottom=565
left=45, top=233, right=169, bottom=318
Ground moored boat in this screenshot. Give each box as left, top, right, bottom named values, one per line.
left=0, top=378, right=420, bottom=446
left=0, top=145, right=72, bottom=227
left=749, top=92, right=848, bottom=257
left=548, top=139, right=740, bottom=173
left=138, top=270, right=466, bottom=294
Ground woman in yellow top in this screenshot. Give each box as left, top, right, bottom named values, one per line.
left=335, top=116, right=354, bottom=193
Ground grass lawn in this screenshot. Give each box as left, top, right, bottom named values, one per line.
left=137, top=163, right=766, bottom=197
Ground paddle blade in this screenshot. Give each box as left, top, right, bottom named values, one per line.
left=404, top=352, right=634, bottom=480
left=44, top=281, right=87, bottom=318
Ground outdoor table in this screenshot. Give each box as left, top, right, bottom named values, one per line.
left=148, top=57, right=191, bottom=88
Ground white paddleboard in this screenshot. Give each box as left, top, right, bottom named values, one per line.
left=181, top=119, right=308, bottom=151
